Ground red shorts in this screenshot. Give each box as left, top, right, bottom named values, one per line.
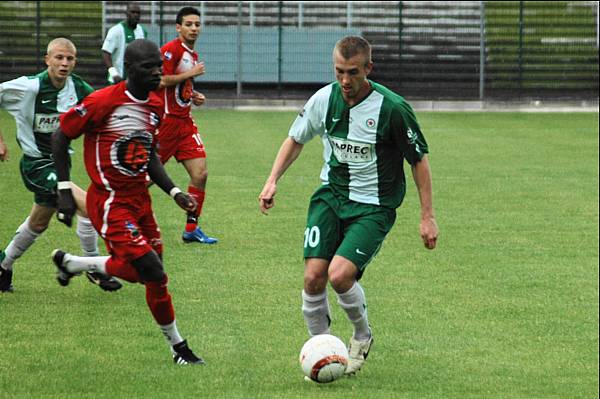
left=156, top=115, right=206, bottom=163
left=86, top=187, right=163, bottom=263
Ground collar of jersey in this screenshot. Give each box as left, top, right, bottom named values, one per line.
left=125, top=89, right=149, bottom=103
left=178, top=38, right=195, bottom=54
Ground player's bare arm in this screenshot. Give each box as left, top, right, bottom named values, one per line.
left=102, top=50, right=122, bottom=83
left=0, top=132, right=9, bottom=161
left=411, top=155, right=438, bottom=249
left=259, top=137, right=304, bottom=215
left=160, top=62, right=205, bottom=88
left=147, top=150, right=197, bottom=212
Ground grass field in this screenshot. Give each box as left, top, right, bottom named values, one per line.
left=0, top=109, right=598, bottom=398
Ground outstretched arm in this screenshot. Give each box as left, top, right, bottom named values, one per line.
left=147, top=150, right=197, bottom=212
left=258, top=137, right=304, bottom=215
left=411, top=155, right=438, bottom=249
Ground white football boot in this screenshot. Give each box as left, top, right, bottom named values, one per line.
left=345, top=335, right=373, bottom=375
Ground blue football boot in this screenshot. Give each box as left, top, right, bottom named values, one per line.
left=182, top=227, right=218, bottom=244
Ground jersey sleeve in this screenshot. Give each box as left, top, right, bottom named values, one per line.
left=59, top=93, right=104, bottom=139
left=161, top=42, right=180, bottom=76
left=0, top=76, right=38, bottom=112
left=102, top=25, right=120, bottom=54
left=392, top=100, right=429, bottom=165
left=288, top=87, right=329, bottom=144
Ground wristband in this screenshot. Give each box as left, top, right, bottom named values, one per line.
left=108, top=67, right=120, bottom=79
left=57, top=181, right=72, bottom=190
left=169, top=187, right=182, bottom=199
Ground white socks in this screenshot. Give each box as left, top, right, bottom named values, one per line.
left=0, top=216, right=98, bottom=271
left=337, top=282, right=371, bottom=341
left=160, top=320, right=184, bottom=350
left=62, top=253, right=110, bottom=274
left=76, top=216, right=99, bottom=256
left=302, top=289, right=331, bottom=336
left=1, top=218, right=40, bottom=270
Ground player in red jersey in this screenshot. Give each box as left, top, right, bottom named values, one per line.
left=51, top=39, right=205, bottom=365
left=157, top=6, right=217, bottom=244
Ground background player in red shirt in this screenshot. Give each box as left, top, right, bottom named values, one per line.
left=157, top=6, right=217, bottom=244
left=51, top=39, right=205, bottom=365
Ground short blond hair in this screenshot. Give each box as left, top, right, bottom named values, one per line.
left=333, top=36, right=372, bottom=66
left=47, top=38, right=77, bottom=56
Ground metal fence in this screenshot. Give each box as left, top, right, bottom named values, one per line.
left=1, top=1, right=598, bottom=100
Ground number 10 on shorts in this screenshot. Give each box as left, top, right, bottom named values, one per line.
left=304, top=226, right=320, bottom=248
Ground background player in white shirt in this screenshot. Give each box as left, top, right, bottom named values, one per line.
left=102, top=2, right=147, bottom=84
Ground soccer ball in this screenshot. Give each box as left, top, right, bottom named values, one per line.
left=299, top=334, right=349, bottom=383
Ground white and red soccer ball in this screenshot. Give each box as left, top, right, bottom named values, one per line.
left=299, top=334, right=348, bottom=383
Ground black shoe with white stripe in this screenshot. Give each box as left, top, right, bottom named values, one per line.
left=85, top=272, right=122, bottom=292
left=52, top=249, right=75, bottom=287
left=173, top=340, right=205, bottom=365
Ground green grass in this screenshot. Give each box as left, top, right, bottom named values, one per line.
left=0, top=109, right=598, bottom=398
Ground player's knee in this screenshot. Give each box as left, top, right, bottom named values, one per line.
left=131, top=251, right=165, bottom=282
left=191, top=172, right=207, bottom=187
left=28, top=219, right=49, bottom=234
left=304, top=273, right=327, bottom=294
left=328, top=267, right=355, bottom=293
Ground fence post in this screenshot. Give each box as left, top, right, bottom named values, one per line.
left=347, top=2, right=353, bottom=28
left=518, top=0, right=524, bottom=96
left=102, top=1, right=106, bottom=40
left=278, top=1, right=283, bottom=97
left=237, top=1, right=242, bottom=99
left=479, top=1, right=485, bottom=100
left=159, top=1, right=164, bottom=46
left=398, top=1, right=403, bottom=90
left=36, top=1, right=41, bottom=71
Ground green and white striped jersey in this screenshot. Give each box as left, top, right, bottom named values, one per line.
left=289, top=80, right=429, bottom=209
left=102, top=21, right=147, bottom=82
left=0, top=71, right=93, bottom=158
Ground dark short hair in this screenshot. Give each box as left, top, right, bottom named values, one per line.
left=334, top=36, right=372, bottom=66
left=176, top=6, right=200, bottom=25
left=125, top=39, right=159, bottom=65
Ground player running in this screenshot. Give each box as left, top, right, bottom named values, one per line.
left=0, top=38, right=121, bottom=293
left=156, top=6, right=217, bottom=244
left=259, top=36, right=439, bottom=375
left=51, top=39, right=205, bottom=365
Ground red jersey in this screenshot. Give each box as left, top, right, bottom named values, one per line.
left=159, top=38, right=198, bottom=118
left=60, top=82, right=163, bottom=194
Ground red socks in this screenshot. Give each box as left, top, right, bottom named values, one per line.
left=185, top=186, right=205, bottom=232
left=145, top=274, right=175, bottom=326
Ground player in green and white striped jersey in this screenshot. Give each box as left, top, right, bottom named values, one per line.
left=102, top=3, right=147, bottom=84
left=0, top=38, right=121, bottom=293
left=259, top=36, right=439, bottom=376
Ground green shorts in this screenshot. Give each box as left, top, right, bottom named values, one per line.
left=303, top=185, right=396, bottom=279
left=19, top=155, right=66, bottom=207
